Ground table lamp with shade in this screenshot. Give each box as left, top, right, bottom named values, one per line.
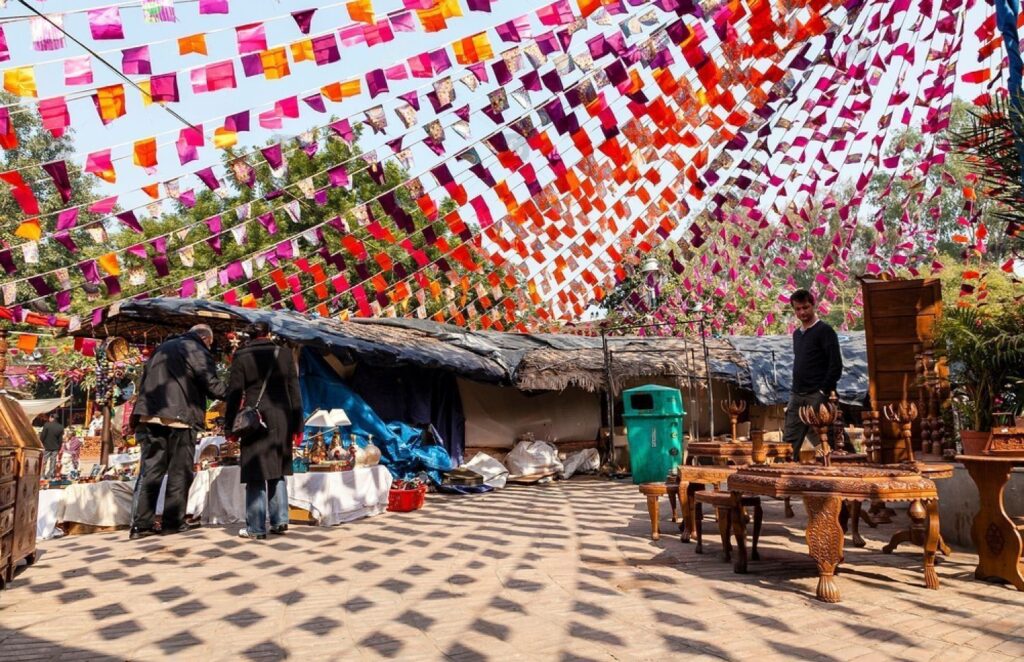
left=303, top=408, right=350, bottom=465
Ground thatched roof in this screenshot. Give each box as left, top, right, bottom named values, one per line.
left=68, top=298, right=868, bottom=404
left=514, top=337, right=741, bottom=394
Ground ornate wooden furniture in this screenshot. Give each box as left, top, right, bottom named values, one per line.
left=881, top=462, right=954, bottom=556
left=675, top=464, right=737, bottom=543
left=0, top=330, right=43, bottom=589
left=728, top=463, right=940, bottom=602
left=693, top=490, right=762, bottom=568
left=638, top=481, right=678, bottom=541
left=982, top=426, right=1024, bottom=456
left=685, top=439, right=793, bottom=466
left=861, top=278, right=944, bottom=462
left=956, top=455, right=1024, bottom=591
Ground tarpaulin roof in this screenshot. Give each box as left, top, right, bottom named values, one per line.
left=72, top=299, right=868, bottom=403
left=725, top=332, right=869, bottom=406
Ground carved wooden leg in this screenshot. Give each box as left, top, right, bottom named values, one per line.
left=668, top=486, right=678, bottom=523
left=923, top=499, right=940, bottom=590
left=646, top=494, right=660, bottom=541
left=718, top=507, right=732, bottom=562
left=859, top=504, right=878, bottom=528
left=694, top=502, right=704, bottom=554
left=938, top=535, right=952, bottom=557
left=784, top=497, right=795, bottom=518
left=882, top=529, right=912, bottom=554
left=732, top=504, right=748, bottom=574
left=752, top=501, right=763, bottom=562
left=804, top=494, right=845, bottom=603
left=680, top=481, right=701, bottom=543
left=963, top=461, right=1024, bottom=590
left=849, top=500, right=866, bottom=548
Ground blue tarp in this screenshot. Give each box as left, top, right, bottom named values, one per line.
left=299, top=349, right=453, bottom=482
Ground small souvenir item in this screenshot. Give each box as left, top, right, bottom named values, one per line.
left=310, top=434, right=327, bottom=464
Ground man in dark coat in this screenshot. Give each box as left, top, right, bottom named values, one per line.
left=39, top=414, right=64, bottom=479
left=224, top=323, right=303, bottom=540
left=129, top=324, right=227, bottom=540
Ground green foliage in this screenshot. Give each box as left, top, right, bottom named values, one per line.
left=934, top=305, right=1024, bottom=431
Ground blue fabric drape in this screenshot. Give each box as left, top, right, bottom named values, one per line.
left=298, top=350, right=453, bottom=482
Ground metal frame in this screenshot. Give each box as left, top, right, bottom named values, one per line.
left=598, top=318, right=713, bottom=464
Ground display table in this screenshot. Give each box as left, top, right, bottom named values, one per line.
left=36, top=490, right=65, bottom=540
left=686, top=439, right=794, bottom=465
left=187, top=465, right=393, bottom=526
left=39, top=465, right=393, bottom=537
left=676, top=465, right=737, bottom=543
left=728, top=463, right=940, bottom=602
left=956, top=455, right=1024, bottom=591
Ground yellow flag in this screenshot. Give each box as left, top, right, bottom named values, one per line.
left=98, top=253, right=121, bottom=276
left=14, top=218, right=42, bottom=241
left=3, top=66, right=38, bottom=97
left=214, top=127, right=237, bottom=148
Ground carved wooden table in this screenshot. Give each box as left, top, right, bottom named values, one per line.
left=675, top=465, right=737, bottom=543
left=956, top=455, right=1024, bottom=591
left=728, top=463, right=940, bottom=603
left=686, top=439, right=794, bottom=466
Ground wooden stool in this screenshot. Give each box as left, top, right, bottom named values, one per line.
left=639, top=483, right=671, bottom=540
left=693, top=490, right=763, bottom=573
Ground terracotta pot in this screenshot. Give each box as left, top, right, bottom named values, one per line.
left=960, top=430, right=989, bottom=456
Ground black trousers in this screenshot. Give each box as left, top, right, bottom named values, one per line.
left=131, top=423, right=196, bottom=531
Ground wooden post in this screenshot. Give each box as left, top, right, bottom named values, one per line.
left=100, top=403, right=112, bottom=466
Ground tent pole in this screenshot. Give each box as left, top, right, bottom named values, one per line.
left=700, top=318, right=714, bottom=439
left=600, top=329, right=615, bottom=469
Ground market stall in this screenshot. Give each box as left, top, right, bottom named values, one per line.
left=36, top=464, right=393, bottom=539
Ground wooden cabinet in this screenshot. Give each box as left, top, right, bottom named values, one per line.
left=861, top=278, right=943, bottom=462
left=0, top=393, right=43, bottom=589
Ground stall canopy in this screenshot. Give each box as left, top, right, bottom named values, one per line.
left=726, top=332, right=869, bottom=406
left=71, top=298, right=868, bottom=404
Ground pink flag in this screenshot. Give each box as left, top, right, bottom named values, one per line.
left=235, top=23, right=267, bottom=54
left=121, top=45, right=151, bottom=75
left=38, top=97, right=70, bottom=137
left=88, top=7, right=125, bottom=40
left=199, top=0, right=229, bottom=14
left=30, top=15, right=66, bottom=51
left=0, top=26, right=9, bottom=62
left=64, top=55, right=93, bottom=85
left=85, top=149, right=115, bottom=180
left=150, top=72, right=179, bottom=102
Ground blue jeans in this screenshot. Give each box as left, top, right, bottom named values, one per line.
left=245, top=478, right=288, bottom=536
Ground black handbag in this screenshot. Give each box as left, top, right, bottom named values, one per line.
left=230, top=346, right=279, bottom=440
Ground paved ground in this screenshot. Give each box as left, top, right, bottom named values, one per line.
left=2, top=478, right=1023, bottom=661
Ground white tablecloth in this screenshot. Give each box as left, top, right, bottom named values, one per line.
left=38, top=464, right=393, bottom=538
left=36, top=490, right=66, bottom=540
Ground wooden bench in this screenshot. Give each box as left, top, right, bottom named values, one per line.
left=693, top=490, right=763, bottom=573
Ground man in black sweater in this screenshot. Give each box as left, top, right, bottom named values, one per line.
left=39, top=414, right=64, bottom=479
left=784, top=289, right=843, bottom=456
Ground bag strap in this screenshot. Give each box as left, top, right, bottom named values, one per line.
left=251, top=346, right=280, bottom=409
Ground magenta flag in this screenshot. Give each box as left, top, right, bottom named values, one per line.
left=88, top=7, right=125, bottom=40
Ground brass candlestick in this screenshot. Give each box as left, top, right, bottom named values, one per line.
left=720, top=399, right=747, bottom=442
left=884, top=399, right=919, bottom=463
left=799, top=399, right=838, bottom=466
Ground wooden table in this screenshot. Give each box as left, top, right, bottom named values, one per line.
left=638, top=482, right=678, bottom=541
left=728, top=463, right=940, bottom=603
left=686, top=439, right=794, bottom=466
left=956, top=455, right=1024, bottom=591
left=675, top=465, right=737, bottom=543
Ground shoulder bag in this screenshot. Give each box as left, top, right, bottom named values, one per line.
left=231, top=346, right=280, bottom=440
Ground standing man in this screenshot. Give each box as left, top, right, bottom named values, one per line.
left=784, top=289, right=843, bottom=456
left=129, top=324, right=227, bottom=540
left=39, top=414, right=64, bottom=479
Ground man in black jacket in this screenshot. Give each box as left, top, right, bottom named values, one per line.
left=129, top=324, right=227, bottom=539
left=39, top=414, right=64, bottom=479
left=784, top=289, right=843, bottom=456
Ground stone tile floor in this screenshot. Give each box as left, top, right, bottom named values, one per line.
left=2, top=478, right=1023, bottom=661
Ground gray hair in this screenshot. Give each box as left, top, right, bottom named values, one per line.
left=189, top=324, right=214, bottom=341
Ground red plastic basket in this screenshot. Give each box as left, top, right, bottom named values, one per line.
left=388, top=484, right=427, bottom=512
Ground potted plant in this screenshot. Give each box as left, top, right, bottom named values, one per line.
left=935, top=306, right=1024, bottom=454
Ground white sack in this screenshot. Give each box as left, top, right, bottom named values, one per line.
left=561, top=448, right=601, bottom=479
left=463, top=452, right=510, bottom=489
left=504, top=440, right=563, bottom=477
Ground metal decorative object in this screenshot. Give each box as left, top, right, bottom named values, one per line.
left=799, top=398, right=839, bottom=466
left=884, top=399, right=919, bottom=463
left=720, top=399, right=747, bottom=442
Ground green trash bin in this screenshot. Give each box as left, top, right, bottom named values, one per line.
left=622, top=385, right=685, bottom=484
